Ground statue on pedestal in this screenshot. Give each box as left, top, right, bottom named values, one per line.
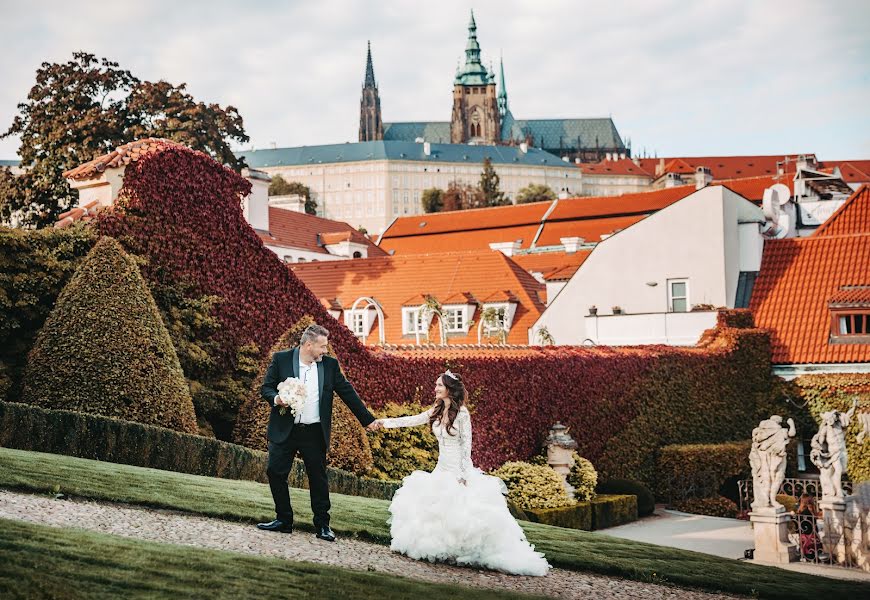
left=749, top=415, right=796, bottom=510
left=810, top=400, right=856, bottom=499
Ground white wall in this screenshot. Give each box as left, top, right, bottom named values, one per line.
left=530, top=186, right=764, bottom=345
left=583, top=311, right=719, bottom=345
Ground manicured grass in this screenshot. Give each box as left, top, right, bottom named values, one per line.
left=1, top=447, right=867, bottom=599
left=0, top=517, right=539, bottom=600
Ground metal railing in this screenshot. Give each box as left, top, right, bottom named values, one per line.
left=737, top=478, right=854, bottom=514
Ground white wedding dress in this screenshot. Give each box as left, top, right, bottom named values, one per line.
left=381, top=406, right=550, bottom=576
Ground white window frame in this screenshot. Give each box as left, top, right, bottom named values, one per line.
left=401, top=307, right=430, bottom=335
left=443, top=305, right=470, bottom=333
left=344, top=306, right=375, bottom=337
left=668, top=278, right=689, bottom=313
left=481, top=302, right=516, bottom=334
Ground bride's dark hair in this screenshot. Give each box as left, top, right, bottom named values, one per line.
left=429, top=371, right=467, bottom=435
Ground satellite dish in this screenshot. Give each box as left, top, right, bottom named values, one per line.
left=770, top=183, right=791, bottom=205
left=762, top=184, right=791, bottom=221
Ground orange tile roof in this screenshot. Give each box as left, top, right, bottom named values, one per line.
left=828, top=286, right=870, bottom=307
left=718, top=174, right=795, bottom=202
left=637, top=154, right=815, bottom=180
left=258, top=207, right=387, bottom=256
left=548, top=186, right=696, bottom=220
left=378, top=224, right=543, bottom=254
left=544, top=264, right=583, bottom=281
left=54, top=199, right=101, bottom=229
left=511, top=250, right=591, bottom=279
left=383, top=201, right=552, bottom=238
left=580, top=158, right=653, bottom=177
left=749, top=231, right=870, bottom=364
left=63, top=138, right=183, bottom=180
left=536, top=215, right=647, bottom=246
left=289, top=250, right=546, bottom=346
left=812, top=185, right=870, bottom=237
left=823, top=160, right=870, bottom=184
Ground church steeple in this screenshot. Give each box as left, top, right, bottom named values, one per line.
left=359, top=40, right=383, bottom=142
left=454, top=9, right=493, bottom=86
left=450, top=11, right=500, bottom=145
left=497, top=54, right=508, bottom=117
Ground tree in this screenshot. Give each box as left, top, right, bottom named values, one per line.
left=421, top=188, right=444, bottom=213
left=478, top=157, right=507, bottom=207
left=1, top=52, right=249, bottom=227
left=442, top=182, right=482, bottom=212
left=268, top=175, right=316, bottom=215
left=516, top=183, right=557, bottom=204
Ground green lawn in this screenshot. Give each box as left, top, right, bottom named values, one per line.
left=0, top=517, right=540, bottom=600
left=1, top=447, right=867, bottom=599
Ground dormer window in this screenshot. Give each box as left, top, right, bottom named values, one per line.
left=828, top=286, right=870, bottom=344
left=344, top=306, right=376, bottom=338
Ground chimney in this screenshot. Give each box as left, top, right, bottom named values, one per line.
left=574, top=157, right=581, bottom=165
left=424, top=141, right=431, bottom=156
left=489, top=241, right=522, bottom=257
left=631, top=157, right=641, bottom=167
left=605, top=152, right=612, bottom=161
left=560, top=236, right=585, bottom=253
left=242, top=168, right=271, bottom=230
left=519, top=142, right=528, bottom=154
left=269, top=193, right=308, bottom=213
left=694, top=166, right=712, bottom=190
left=656, top=158, right=665, bottom=177
left=619, top=153, right=626, bottom=160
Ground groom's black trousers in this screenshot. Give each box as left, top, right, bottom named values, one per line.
left=267, top=423, right=330, bottom=528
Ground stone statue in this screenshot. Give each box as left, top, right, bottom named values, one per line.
left=857, top=410, right=870, bottom=444
left=749, top=415, right=796, bottom=510
left=811, top=400, right=856, bottom=499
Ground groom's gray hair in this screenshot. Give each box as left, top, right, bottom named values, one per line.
left=300, top=324, right=330, bottom=345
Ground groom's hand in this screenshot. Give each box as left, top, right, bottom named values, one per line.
left=366, top=420, right=383, bottom=432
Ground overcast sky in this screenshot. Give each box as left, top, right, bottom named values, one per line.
left=1, top=0, right=868, bottom=161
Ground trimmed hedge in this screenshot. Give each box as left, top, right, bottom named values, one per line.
left=792, top=373, right=870, bottom=483
left=655, top=441, right=751, bottom=502
left=524, top=494, right=637, bottom=531
left=491, top=461, right=574, bottom=510
left=596, top=478, right=656, bottom=517
left=0, top=400, right=398, bottom=501
left=21, top=237, right=197, bottom=434
left=672, top=496, right=738, bottom=519
left=367, top=401, right=438, bottom=481
left=567, top=452, right=597, bottom=501
left=232, top=315, right=373, bottom=475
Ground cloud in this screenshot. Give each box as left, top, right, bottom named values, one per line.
left=1, top=0, right=868, bottom=160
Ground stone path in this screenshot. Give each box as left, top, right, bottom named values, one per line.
left=0, top=489, right=740, bottom=599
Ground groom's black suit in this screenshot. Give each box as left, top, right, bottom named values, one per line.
left=261, top=347, right=375, bottom=528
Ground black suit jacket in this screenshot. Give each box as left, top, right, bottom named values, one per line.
left=260, top=348, right=375, bottom=447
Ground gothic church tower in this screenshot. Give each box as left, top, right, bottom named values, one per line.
left=359, top=41, right=384, bottom=142
left=450, top=11, right=500, bottom=145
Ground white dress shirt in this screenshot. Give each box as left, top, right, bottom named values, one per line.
left=297, top=357, right=320, bottom=424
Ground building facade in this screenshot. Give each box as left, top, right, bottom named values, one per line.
left=239, top=141, right=581, bottom=235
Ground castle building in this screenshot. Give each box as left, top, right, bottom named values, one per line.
left=360, top=11, right=629, bottom=163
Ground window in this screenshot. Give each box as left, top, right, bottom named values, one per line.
left=668, top=279, right=688, bottom=312
left=444, top=307, right=467, bottom=332
left=838, top=314, right=868, bottom=335
left=351, top=311, right=366, bottom=336
left=392, top=190, right=399, bottom=215
left=831, top=311, right=870, bottom=343
left=402, top=308, right=427, bottom=334
left=283, top=255, right=294, bottom=263
left=483, top=307, right=507, bottom=333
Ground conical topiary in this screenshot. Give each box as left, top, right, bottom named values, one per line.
left=233, top=314, right=374, bottom=475
left=22, top=236, right=197, bottom=434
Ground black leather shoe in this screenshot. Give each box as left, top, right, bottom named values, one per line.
left=315, top=525, right=336, bottom=542
left=257, top=519, right=293, bottom=533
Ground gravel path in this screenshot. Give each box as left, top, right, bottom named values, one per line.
left=0, top=489, right=741, bottom=599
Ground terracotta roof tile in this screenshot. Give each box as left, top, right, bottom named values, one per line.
left=580, top=158, right=653, bottom=177
left=637, top=154, right=815, bottom=180
left=290, top=250, right=545, bottom=345
left=812, top=185, right=870, bottom=237
left=828, top=286, right=870, bottom=307
left=749, top=230, right=870, bottom=365
left=382, top=201, right=552, bottom=238
left=53, top=199, right=103, bottom=228
left=718, top=174, right=795, bottom=202
left=258, top=207, right=386, bottom=256
left=63, top=138, right=184, bottom=181
left=823, top=160, right=870, bottom=184
left=511, top=250, right=591, bottom=279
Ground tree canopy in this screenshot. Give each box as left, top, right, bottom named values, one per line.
left=516, top=183, right=557, bottom=204
left=268, top=175, right=316, bottom=215
left=1, top=52, right=249, bottom=227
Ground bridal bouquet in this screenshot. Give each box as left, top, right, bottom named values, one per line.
left=276, top=377, right=307, bottom=417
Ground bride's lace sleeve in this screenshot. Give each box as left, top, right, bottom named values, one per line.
left=381, top=408, right=431, bottom=429
left=458, top=407, right=472, bottom=479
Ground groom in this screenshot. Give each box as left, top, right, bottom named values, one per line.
left=257, top=324, right=382, bottom=541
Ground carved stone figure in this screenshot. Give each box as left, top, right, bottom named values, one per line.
left=810, top=401, right=856, bottom=499
left=749, top=415, right=796, bottom=509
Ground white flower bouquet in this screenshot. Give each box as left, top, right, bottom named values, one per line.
left=276, top=376, right=307, bottom=417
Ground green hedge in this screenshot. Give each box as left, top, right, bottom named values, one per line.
left=21, top=237, right=197, bottom=434
left=655, top=441, right=751, bottom=502
left=367, top=402, right=438, bottom=481
left=597, top=478, right=656, bottom=517
left=525, top=494, right=637, bottom=531
left=0, top=400, right=398, bottom=501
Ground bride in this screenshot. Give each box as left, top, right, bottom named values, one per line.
left=373, top=370, right=550, bottom=576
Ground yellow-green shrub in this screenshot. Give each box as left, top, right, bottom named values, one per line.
left=491, top=461, right=574, bottom=510
left=367, top=402, right=438, bottom=481
left=567, top=452, right=598, bottom=501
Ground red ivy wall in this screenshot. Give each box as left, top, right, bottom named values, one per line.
left=97, top=147, right=773, bottom=484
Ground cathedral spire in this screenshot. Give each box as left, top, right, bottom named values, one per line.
left=497, top=54, right=508, bottom=117
left=364, top=40, right=376, bottom=89
left=359, top=41, right=383, bottom=142
left=454, top=9, right=493, bottom=85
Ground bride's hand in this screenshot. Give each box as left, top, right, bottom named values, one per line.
left=458, top=478, right=467, bottom=486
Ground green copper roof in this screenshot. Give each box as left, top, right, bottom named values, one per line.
left=383, top=122, right=451, bottom=142
left=237, top=141, right=569, bottom=169
left=497, top=56, right=508, bottom=116
left=454, top=9, right=494, bottom=86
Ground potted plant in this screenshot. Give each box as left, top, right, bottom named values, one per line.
left=588, top=305, right=598, bottom=316
left=611, top=305, right=623, bottom=315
